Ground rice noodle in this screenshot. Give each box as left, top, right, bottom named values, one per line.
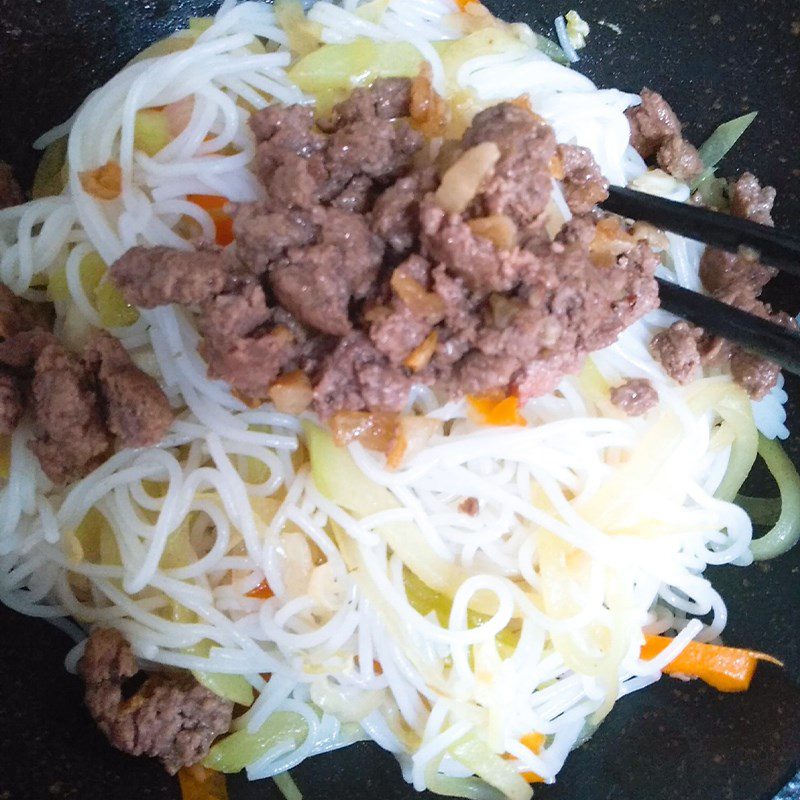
left=0, top=0, right=792, bottom=796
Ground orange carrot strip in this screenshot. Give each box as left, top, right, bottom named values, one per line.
left=467, top=394, right=527, bottom=427
left=245, top=579, right=274, bottom=600
left=641, top=635, right=782, bottom=693
left=178, top=765, right=228, bottom=800
left=187, top=194, right=234, bottom=246
left=503, top=732, right=545, bottom=784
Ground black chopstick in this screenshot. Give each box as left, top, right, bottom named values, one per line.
left=603, top=186, right=800, bottom=275
left=656, top=277, right=800, bottom=376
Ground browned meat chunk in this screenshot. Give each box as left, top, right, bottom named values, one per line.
left=270, top=207, right=384, bottom=335
left=420, top=198, right=535, bottom=293
left=84, top=332, right=173, bottom=448
left=730, top=350, right=781, bottom=400
left=557, top=144, right=609, bottom=213
left=30, top=341, right=111, bottom=484
left=656, top=134, right=704, bottom=181
left=371, top=169, right=436, bottom=254
left=0, top=371, right=23, bottom=434
left=314, top=333, right=412, bottom=417
left=320, top=77, right=413, bottom=131
left=201, top=280, right=296, bottom=398
left=462, top=103, right=556, bottom=225
left=234, top=206, right=316, bottom=275
left=697, top=173, right=782, bottom=397
left=729, top=172, right=776, bottom=225
left=610, top=378, right=658, bottom=416
left=111, top=246, right=230, bottom=308
left=625, top=88, right=682, bottom=159
left=0, top=284, right=53, bottom=339
left=0, top=162, right=24, bottom=209
left=79, top=628, right=233, bottom=775
left=651, top=321, right=702, bottom=385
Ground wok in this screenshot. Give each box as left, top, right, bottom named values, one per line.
left=0, top=1, right=798, bottom=798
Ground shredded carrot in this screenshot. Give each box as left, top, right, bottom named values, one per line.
left=455, top=0, right=479, bottom=9
left=354, top=655, right=384, bottom=675
left=502, top=732, right=545, bottom=783
left=187, top=194, right=234, bottom=246
left=245, top=579, right=274, bottom=600
left=178, top=765, right=228, bottom=800
left=641, top=635, right=783, bottom=693
left=467, top=393, right=527, bottom=427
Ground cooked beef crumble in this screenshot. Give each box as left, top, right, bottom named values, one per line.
left=111, top=79, right=661, bottom=415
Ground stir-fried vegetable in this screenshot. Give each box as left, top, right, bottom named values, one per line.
left=32, top=137, right=68, bottom=199
left=188, top=194, right=235, bottom=246
left=178, top=765, right=228, bottom=800
left=449, top=733, right=533, bottom=800
left=273, top=772, right=304, bottom=800
left=749, top=435, right=800, bottom=560
left=188, top=640, right=255, bottom=707
left=641, top=636, right=781, bottom=692
left=692, top=112, right=758, bottom=195
left=203, top=711, right=309, bottom=773
left=467, top=394, right=527, bottom=427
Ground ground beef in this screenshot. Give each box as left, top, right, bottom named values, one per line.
left=557, top=144, right=609, bottom=213
left=459, top=497, right=479, bottom=516
left=650, top=321, right=702, bottom=385
left=625, top=88, right=702, bottom=180
left=656, top=134, right=704, bottom=181
left=371, top=169, right=436, bottom=255
left=696, top=172, right=784, bottom=397
left=84, top=332, right=173, bottom=448
left=730, top=350, right=781, bottom=400
left=200, top=280, right=296, bottom=397
left=108, top=87, right=662, bottom=416
left=313, top=332, right=413, bottom=417
left=111, top=246, right=230, bottom=309
left=0, top=371, right=23, bottom=434
left=29, top=341, right=111, bottom=484
left=79, top=628, right=233, bottom=775
left=625, top=88, right=682, bottom=159
left=0, top=162, right=23, bottom=209
left=462, top=103, right=556, bottom=226
left=610, top=378, right=658, bottom=416
left=730, top=172, right=776, bottom=225
left=0, top=283, right=53, bottom=339
left=319, top=77, right=413, bottom=131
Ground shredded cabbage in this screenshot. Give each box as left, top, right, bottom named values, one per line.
left=750, top=435, right=800, bottom=560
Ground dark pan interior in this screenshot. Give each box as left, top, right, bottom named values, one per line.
left=0, top=1, right=799, bottom=798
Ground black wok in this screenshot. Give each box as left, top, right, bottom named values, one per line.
left=0, top=1, right=798, bottom=798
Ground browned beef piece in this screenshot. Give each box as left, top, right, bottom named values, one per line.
left=625, top=88, right=682, bottom=159
left=610, top=378, right=658, bottom=416
left=319, top=78, right=413, bottom=131
left=625, top=89, right=703, bottom=181
left=111, top=246, right=230, bottom=308
left=656, top=134, right=704, bottom=181
left=371, top=169, right=436, bottom=255
left=557, top=144, right=609, bottom=213
left=29, top=341, right=111, bottom=484
left=0, top=162, right=24, bottom=209
left=270, top=207, right=384, bottom=335
left=234, top=206, right=317, bottom=275
left=650, top=321, right=702, bottom=385
left=0, top=371, right=23, bottom=434
left=79, top=628, right=233, bottom=775
left=325, top=115, right=421, bottom=190
left=249, top=103, right=326, bottom=153
left=84, top=332, right=173, bottom=448
left=730, top=172, right=776, bottom=225
left=331, top=175, right=375, bottom=214
left=420, top=198, right=535, bottom=293
left=462, top=103, right=556, bottom=225
left=697, top=173, right=782, bottom=397
left=313, top=332, right=412, bottom=416
left=730, top=350, right=781, bottom=400
left=0, top=328, right=56, bottom=369
left=200, top=280, right=296, bottom=397
left=0, top=284, right=53, bottom=339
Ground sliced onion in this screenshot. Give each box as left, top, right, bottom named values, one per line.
left=269, top=370, right=313, bottom=415
left=467, top=214, right=518, bottom=250
left=330, top=411, right=400, bottom=452
left=390, top=270, right=445, bottom=322
left=78, top=161, right=122, bottom=200
left=411, top=63, right=449, bottom=138
left=403, top=330, right=438, bottom=372
left=435, top=142, right=501, bottom=214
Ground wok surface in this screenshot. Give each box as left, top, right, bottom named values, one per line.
left=0, top=1, right=798, bottom=798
